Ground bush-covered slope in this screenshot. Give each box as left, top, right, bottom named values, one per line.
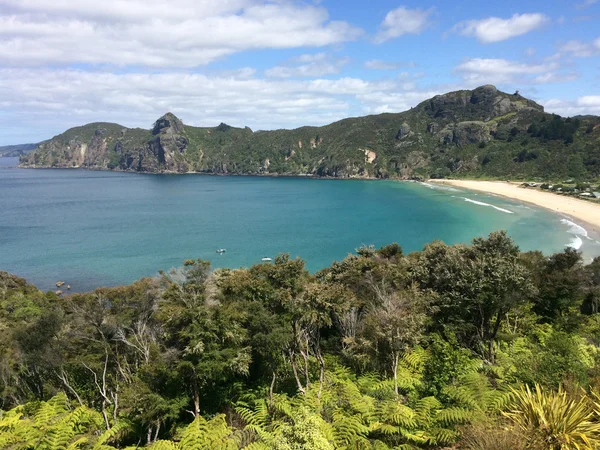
left=4, top=234, right=600, bottom=448
left=20, top=85, right=600, bottom=180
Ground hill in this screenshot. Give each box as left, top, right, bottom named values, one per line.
left=0, top=143, right=39, bottom=158
left=20, top=85, right=600, bottom=180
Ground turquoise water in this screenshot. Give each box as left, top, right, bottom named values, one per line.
left=1, top=157, right=599, bottom=292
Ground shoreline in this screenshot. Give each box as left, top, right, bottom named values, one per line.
left=430, top=179, right=600, bottom=239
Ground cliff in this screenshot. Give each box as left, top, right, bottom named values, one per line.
left=20, top=85, right=600, bottom=180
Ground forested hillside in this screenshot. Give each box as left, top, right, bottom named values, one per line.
left=20, top=85, right=600, bottom=181
left=3, top=232, right=600, bottom=449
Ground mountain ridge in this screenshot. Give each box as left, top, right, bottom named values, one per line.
left=20, top=85, right=600, bottom=180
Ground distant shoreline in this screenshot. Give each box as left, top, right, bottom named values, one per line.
left=430, top=179, right=600, bottom=239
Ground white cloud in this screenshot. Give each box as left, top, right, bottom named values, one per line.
left=364, top=59, right=417, bottom=70
left=455, top=58, right=578, bottom=85
left=452, top=13, right=549, bottom=43
left=558, top=38, right=600, bottom=57
left=364, top=60, right=397, bottom=70
left=543, top=96, right=600, bottom=117
left=265, top=53, right=349, bottom=78
left=375, top=6, right=434, bottom=43
left=0, top=68, right=441, bottom=143
left=0, top=0, right=363, bottom=68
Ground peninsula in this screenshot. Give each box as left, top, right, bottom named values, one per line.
left=20, top=85, right=600, bottom=181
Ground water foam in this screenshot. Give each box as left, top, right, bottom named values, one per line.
left=420, top=182, right=461, bottom=192
left=561, top=218, right=588, bottom=250
left=462, top=197, right=514, bottom=214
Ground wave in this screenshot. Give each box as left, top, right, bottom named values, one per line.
left=462, top=197, right=514, bottom=214
left=420, top=182, right=461, bottom=192
left=561, top=218, right=588, bottom=250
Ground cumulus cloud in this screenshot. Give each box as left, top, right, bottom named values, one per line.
left=454, top=58, right=578, bottom=85
left=265, top=53, right=349, bottom=78
left=0, top=68, right=441, bottom=143
left=375, top=6, right=434, bottom=43
left=0, top=0, right=363, bottom=67
left=452, top=13, right=549, bottom=43
left=543, top=96, right=600, bottom=117
left=558, top=37, right=600, bottom=57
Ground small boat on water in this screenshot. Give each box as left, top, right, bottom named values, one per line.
left=261, top=257, right=272, bottom=262
left=216, top=249, right=226, bottom=254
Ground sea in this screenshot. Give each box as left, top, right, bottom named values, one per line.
left=1, top=156, right=599, bottom=292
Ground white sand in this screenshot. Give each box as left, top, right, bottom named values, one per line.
left=430, top=180, right=600, bottom=235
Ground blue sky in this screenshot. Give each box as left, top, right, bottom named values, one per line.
left=0, top=0, right=599, bottom=144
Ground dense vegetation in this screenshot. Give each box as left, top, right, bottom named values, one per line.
left=20, top=85, right=600, bottom=181
left=4, top=232, right=600, bottom=448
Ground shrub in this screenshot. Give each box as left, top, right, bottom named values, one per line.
left=460, top=423, right=526, bottom=450
left=503, top=384, right=600, bottom=450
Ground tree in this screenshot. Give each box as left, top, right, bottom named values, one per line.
left=413, top=232, right=535, bottom=363
left=158, top=259, right=251, bottom=418
left=348, top=284, right=427, bottom=395
left=533, top=248, right=583, bottom=323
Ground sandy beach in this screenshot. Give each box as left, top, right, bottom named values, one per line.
left=430, top=180, right=600, bottom=236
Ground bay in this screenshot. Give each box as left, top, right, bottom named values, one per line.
left=1, top=157, right=599, bottom=292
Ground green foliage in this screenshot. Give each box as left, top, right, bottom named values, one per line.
left=0, top=392, right=125, bottom=449
left=504, top=384, right=600, bottom=449
left=3, top=228, right=600, bottom=448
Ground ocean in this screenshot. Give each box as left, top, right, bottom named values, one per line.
left=1, top=157, right=598, bottom=292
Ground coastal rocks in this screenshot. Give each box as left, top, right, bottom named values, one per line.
left=361, top=149, right=377, bottom=164
left=310, top=137, right=323, bottom=148
left=421, top=84, right=544, bottom=123
left=398, top=151, right=430, bottom=178
left=469, top=84, right=498, bottom=106
left=396, top=122, right=413, bottom=139
left=56, top=281, right=65, bottom=287
left=452, top=121, right=491, bottom=146
left=438, top=122, right=491, bottom=147
left=427, top=123, right=439, bottom=134
left=148, top=113, right=190, bottom=172
left=153, top=113, right=184, bottom=135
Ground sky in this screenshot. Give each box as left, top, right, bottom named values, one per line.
left=0, top=0, right=599, bottom=144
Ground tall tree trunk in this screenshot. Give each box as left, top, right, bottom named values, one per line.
left=269, top=371, right=277, bottom=408
left=393, top=352, right=399, bottom=397
left=153, top=421, right=160, bottom=442
left=289, top=352, right=306, bottom=394
left=193, top=385, right=200, bottom=417
left=316, top=348, right=325, bottom=402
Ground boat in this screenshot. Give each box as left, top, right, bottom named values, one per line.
left=216, top=249, right=226, bottom=254
left=261, top=257, right=272, bottom=262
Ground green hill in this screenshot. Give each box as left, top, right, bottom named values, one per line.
left=0, top=143, right=39, bottom=158
left=20, top=85, right=600, bottom=180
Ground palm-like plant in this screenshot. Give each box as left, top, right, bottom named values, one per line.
left=503, top=384, right=600, bottom=450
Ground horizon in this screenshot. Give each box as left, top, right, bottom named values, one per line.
left=1, top=0, right=599, bottom=145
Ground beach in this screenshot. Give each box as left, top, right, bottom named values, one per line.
left=431, top=179, right=600, bottom=236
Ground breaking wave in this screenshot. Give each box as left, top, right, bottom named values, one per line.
left=561, top=218, right=588, bottom=250
left=462, top=197, right=514, bottom=214
left=420, top=182, right=461, bottom=192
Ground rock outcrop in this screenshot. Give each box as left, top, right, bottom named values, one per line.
left=21, top=86, right=599, bottom=180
